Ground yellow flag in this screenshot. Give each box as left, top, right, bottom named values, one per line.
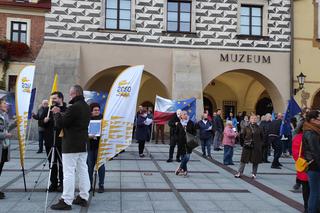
left=51, top=73, right=58, bottom=93
left=48, top=74, right=58, bottom=106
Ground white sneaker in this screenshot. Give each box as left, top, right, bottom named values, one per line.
left=234, top=172, right=241, bottom=178
left=251, top=174, right=256, bottom=179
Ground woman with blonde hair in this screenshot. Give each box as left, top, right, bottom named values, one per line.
left=175, top=111, right=196, bottom=176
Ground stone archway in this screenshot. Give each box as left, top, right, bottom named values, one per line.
left=203, top=69, right=285, bottom=114
left=256, top=97, right=273, bottom=116
left=84, top=66, right=169, bottom=108
left=311, top=89, right=320, bottom=110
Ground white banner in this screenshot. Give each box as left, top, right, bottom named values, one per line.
left=96, top=65, right=144, bottom=169
left=15, top=65, right=35, bottom=168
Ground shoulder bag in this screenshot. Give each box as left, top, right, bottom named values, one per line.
left=186, top=132, right=200, bottom=150
left=295, top=142, right=308, bottom=173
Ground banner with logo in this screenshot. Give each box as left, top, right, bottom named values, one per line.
left=15, top=65, right=35, bottom=168
left=96, top=65, right=144, bottom=170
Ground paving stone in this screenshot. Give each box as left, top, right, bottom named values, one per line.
left=0, top=142, right=304, bottom=213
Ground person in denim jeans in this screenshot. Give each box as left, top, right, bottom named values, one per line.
left=302, top=110, right=320, bottom=213
left=198, top=113, right=213, bottom=158
left=87, top=103, right=105, bottom=193
left=175, top=111, right=196, bottom=176
left=222, top=121, right=237, bottom=165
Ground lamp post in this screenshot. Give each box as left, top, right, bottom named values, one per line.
left=294, top=72, right=306, bottom=95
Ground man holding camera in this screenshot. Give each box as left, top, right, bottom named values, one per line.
left=42, top=91, right=67, bottom=192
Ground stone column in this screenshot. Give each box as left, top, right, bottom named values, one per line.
left=34, top=41, right=80, bottom=106
left=31, top=41, right=80, bottom=139
left=172, top=50, right=204, bottom=120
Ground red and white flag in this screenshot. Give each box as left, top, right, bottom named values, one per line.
left=153, top=95, right=196, bottom=124
left=153, top=96, right=176, bottom=124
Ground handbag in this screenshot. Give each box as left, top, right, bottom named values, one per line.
left=295, top=142, right=308, bottom=172
left=243, top=139, right=254, bottom=149
left=186, top=132, right=199, bottom=150
left=243, top=125, right=254, bottom=149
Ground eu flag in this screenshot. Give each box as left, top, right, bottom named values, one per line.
left=280, top=97, right=301, bottom=136
left=173, top=98, right=196, bottom=122
left=84, top=91, right=108, bottom=113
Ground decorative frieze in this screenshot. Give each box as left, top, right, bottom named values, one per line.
left=45, top=0, right=291, bottom=50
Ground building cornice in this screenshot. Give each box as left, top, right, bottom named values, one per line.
left=0, top=8, right=47, bottom=16
left=0, top=1, right=51, bottom=11
left=44, top=37, right=291, bottom=53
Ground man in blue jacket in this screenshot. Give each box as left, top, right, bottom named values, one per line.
left=198, top=113, right=213, bottom=158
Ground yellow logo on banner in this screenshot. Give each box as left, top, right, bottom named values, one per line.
left=21, top=77, right=32, bottom=93
left=116, top=80, right=131, bottom=97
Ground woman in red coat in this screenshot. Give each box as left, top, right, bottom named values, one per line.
left=292, top=124, right=309, bottom=213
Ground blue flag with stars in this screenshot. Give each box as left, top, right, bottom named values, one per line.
left=174, top=98, right=197, bottom=122
left=280, top=96, right=301, bottom=136
left=84, top=91, right=108, bottom=113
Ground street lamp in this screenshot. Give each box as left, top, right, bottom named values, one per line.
left=294, top=72, right=306, bottom=95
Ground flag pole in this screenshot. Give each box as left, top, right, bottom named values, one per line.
left=26, top=120, right=33, bottom=148
left=22, top=167, right=27, bottom=192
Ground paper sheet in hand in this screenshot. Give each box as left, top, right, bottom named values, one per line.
left=145, top=118, right=153, bottom=126
left=206, top=126, right=212, bottom=131
left=89, top=120, right=102, bottom=136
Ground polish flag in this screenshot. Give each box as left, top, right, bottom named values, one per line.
left=154, top=96, right=176, bottom=124
left=153, top=95, right=196, bottom=124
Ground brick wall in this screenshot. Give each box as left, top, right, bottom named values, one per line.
left=0, top=13, right=46, bottom=61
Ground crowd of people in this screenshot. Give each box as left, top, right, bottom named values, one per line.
left=0, top=87, right=319, bottom=212
left=148, top=107, right=319, bottom=213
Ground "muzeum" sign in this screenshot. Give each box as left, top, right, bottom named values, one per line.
left=220, top=53, right=271, bottom=64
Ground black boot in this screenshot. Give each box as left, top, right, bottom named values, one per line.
left=73, top=195, right=88, bottom=207
left=0, top=191, right=5, bottom=199
left=50, top=199, right=72, bottom=210
left=48, top=184, right=57, bottom=192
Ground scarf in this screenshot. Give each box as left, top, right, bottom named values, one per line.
left=180, top=119, right=189, bottom=127
left=303, top=122, right=320, bottom=135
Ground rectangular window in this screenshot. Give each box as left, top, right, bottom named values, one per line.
left=106, top=0, right=131, bottom=30
left=10, top=21, right=27, bottom=43
left=167, top=0, right=191, bottom=33
left=240, top=5, right=262, bottom=36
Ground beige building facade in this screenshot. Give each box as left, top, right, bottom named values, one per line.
left=35, top=0, right=292, bottom=118
left=293, top=0, right=320, bottom=110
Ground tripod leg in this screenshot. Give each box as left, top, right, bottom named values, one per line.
left=28, top=159, right=48, bottom=200
left=44, top=145, right=55, bottom=212
left=93, top=170, right=97, bottom=197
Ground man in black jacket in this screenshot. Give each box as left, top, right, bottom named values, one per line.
left=213, top=109, right=224, bottom=151
left=167, top=109, right=182, bottom=162
left=259, top=113, right=272, bottom=163
left=42, top=92, right=67, bottom=192
left=51, top=85, right=91, bottom=210
left=269, top=113, right=283, bottom=169
left=32, top=99, right=48, bottom=153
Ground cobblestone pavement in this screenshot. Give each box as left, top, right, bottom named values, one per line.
left=0, top=140, right=304, bottom=213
